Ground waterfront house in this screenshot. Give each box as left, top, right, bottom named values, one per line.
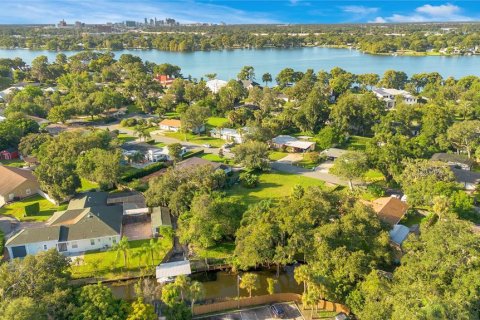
left=206, top=79, right=228, bottom=94
left=372, top=87, right=417, bottom=109
left=5, top=192, right=123, bottom=258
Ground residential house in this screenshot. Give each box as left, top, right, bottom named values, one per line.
left=239, top=80, right=261, bottom=90
left=159, top=118, right=205, bottom=134
left=0, top=148, right=19, bottom=160
left=122, top=142, right=186, bottom=163
left=389, top=224, right=410, bottom=246
left=321, top=148, right=348, bottom=161
left=5, top=192, right=123, bottom=258
left=44, top=123, right=69, bottom=135
left=271, top=135, right=315, bottom=153
left=372, top=87, right=417, bottom=109
left=174, top=156, right=231, bottom=174
left=206, top=79, right=227, bottom=94
left=369, top=197, right=409, bottom=226
left=0, top=166, right=40, bottom=207
left=210, top=127, right=250, bottom=143
left=451, top=168, right=480, bottom=191
left=154, top=74, right=175, bottom=87
left=431, top=153, right=474, bottom=171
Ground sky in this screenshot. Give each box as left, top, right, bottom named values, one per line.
left=0, top=1, right=479, bottom=25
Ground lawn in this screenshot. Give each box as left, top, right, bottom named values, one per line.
left=400, top=210, right=428, bottom=227
left=228, top=171, right=326, bottom=204
left=77, top=178, right=99, bottom=192
left=164, top=111, right=180, bottom=119
left=364, top=169, right=385, bottom=183
left=147, top=140, right=165, bottom=148
left=343, top=135, right=372, bottom=151
left=0, top=159, right=26, bottom=168
left=0, top=195, right=67, bottom=222
left=193, top=242, right=235, bottom=261
left=164, top=132, right=225, bottom=147
left=70, top=235, right=173, bottom=280
left=207, top=116, right=229, bottom=128
left=117, top=133, right=136, bottom=144
left=200, top=153, right=233, bottom=164
left=268, top=151, right=288, bottom=161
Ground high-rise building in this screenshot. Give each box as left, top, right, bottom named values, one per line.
left=57, top=19, right=67, bottom=27
left=125, top=20, right=137, bottom=27
left=144, top=18, right=148, bottom=25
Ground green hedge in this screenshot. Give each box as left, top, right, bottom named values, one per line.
left=121, top=162, right=166, bottom=182
left=24, top=202, right=40, bottom=216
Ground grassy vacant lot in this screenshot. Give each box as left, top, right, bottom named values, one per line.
left=194, top=242, right=235, bottom=261
left=200, top=153, right=233, bottom=165
left=228, top=171, right=325, bottom=204
left=117, top=133, right=136, bottom=144
left=164, top=132, right=225, bottom=147
left=207, top=116, right=229, bottom=128
left=0, top=159, right=26, bottom=168
left=71, top=236, right=173, bottom=280
left=0, top=195, right=67, bottom=222
left=343, top=135, right=372, bottom=151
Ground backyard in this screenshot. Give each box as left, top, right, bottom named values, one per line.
left=164, top=131, right=225, bottom=147
left=228, top=171, right=326, bottom=204
left=200, top=153, right=233, bottom=165
left=0, top=195, right=67, bottom=222
left=70, top=234, right=173, bottom=280
left=0, top=159, right=26, bottom=168
left=206, top=116, right=229, bottom=128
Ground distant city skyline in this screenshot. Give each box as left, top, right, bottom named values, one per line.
left=1, top=1, right=479, bottom=25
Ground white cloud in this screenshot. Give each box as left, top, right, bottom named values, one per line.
left=369, top=3, right=473, bottom=23
left=342, top=6, right=378, bottom=15
left=416, top=3, right=460, bottom=17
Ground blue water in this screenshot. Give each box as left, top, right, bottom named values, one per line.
left=1, top=47, right=479, bottom=80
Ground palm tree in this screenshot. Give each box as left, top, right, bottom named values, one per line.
left=262, top=72, right=272, bottom=87
left=112, top=236, right=130, bottom=268
left=174, top=275, right=191, bottom=302
left=145, top=238, right=162, bottom=266
left=188, top=281, right=205, bottom=313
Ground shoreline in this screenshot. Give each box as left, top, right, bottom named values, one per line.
left=0, top=45, right=477, bottom=58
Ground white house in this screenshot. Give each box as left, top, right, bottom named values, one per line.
left=5, top=192, right=123, bottom=259
left=372, top=87, right=417, bottom=109
left=271, top=135, right=316, bottom=152
left=210, top=127, right=250, bottom=143
left=145, top=146, right=187, bottom=162
left=206, top=79, right=228, bottom=94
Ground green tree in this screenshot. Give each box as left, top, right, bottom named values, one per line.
left=399, top=159, right=458, bottom=207
left=237, top=66, right=255, bottom=81
left=262, top=72, right=272, bottom=86
left=127, top=298, right=157, bottom=320
left=232, top=141, right=270, bottom=171
left=266, top=278, right=278, bottom=295
left=330, top=151, right=368, bottom=189
left=76, top=148, right=121, bottom=189
left=0, top=297, right=47, bottom=320
left=446, top=120, right=480, bottom=158
left=167, top=143, right=184, bottom=163
left=188, top=281, right=205, bottom=313
left=74, top=283, right=128, bottom=320
left=240, top=273, right=260, bottom=298
left=18, top=133, right=51, bottom=156
left=379, top=70, right=408, bottom=89
left=180, top=104, right=210, bottom=134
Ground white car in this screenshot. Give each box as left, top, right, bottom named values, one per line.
left=202, top=144, right=212, bottom=148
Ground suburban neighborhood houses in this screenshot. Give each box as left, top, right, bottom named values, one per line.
left=0, top=21, right=479, bottom=320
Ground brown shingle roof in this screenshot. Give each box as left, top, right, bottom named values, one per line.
left=369, top=197, right=409, bottom=226
left=0, top=166, right=38, bottom=196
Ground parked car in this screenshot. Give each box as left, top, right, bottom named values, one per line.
left=270, top=304, right=286, bottom=318
left=202, top=144, right=212, bottom=148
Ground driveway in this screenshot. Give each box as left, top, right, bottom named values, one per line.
left=195, top=302, right=304, bottom=320
left=277, top=154, right=303, bottom=164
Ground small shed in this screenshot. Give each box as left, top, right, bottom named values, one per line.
left=0, top=149, right=19, bottom=160
left=151, top=206, right=172, bottom=237
left=156, top=260, right=191, bottom=283
left=389, top=224, right=410, bottom=246
left=322, top=148, right=348, bottom=160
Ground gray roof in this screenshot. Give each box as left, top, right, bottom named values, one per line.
left=431, top=153, right=474, bottom=167
left=121, top=142, right=159, bottom=153
left=389, top=224, right=410, bottom=245
left=6, top=204, right=123, bottom=246
left=151, top=206, right=172, bottom=228
left=452, top=168, right=480, bottom=184
left=67, top=192, right=109, bottom=210
left=175, top=157, right=229, bottom=172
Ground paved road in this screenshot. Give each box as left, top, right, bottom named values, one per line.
left=195, top=302, right=304, bottom=320
left=271, top=162, right=348, bottom=187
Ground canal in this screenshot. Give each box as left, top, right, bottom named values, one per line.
left=107, top=266, right=302, bottom=301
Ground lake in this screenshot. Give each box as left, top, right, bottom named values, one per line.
left=1, top=47, right=479, bottom=80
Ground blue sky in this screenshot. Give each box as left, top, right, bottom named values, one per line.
left=1, top=1, right=479, bottom=24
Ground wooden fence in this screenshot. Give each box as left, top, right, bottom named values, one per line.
left=193, top=292, right=349, bottom=316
